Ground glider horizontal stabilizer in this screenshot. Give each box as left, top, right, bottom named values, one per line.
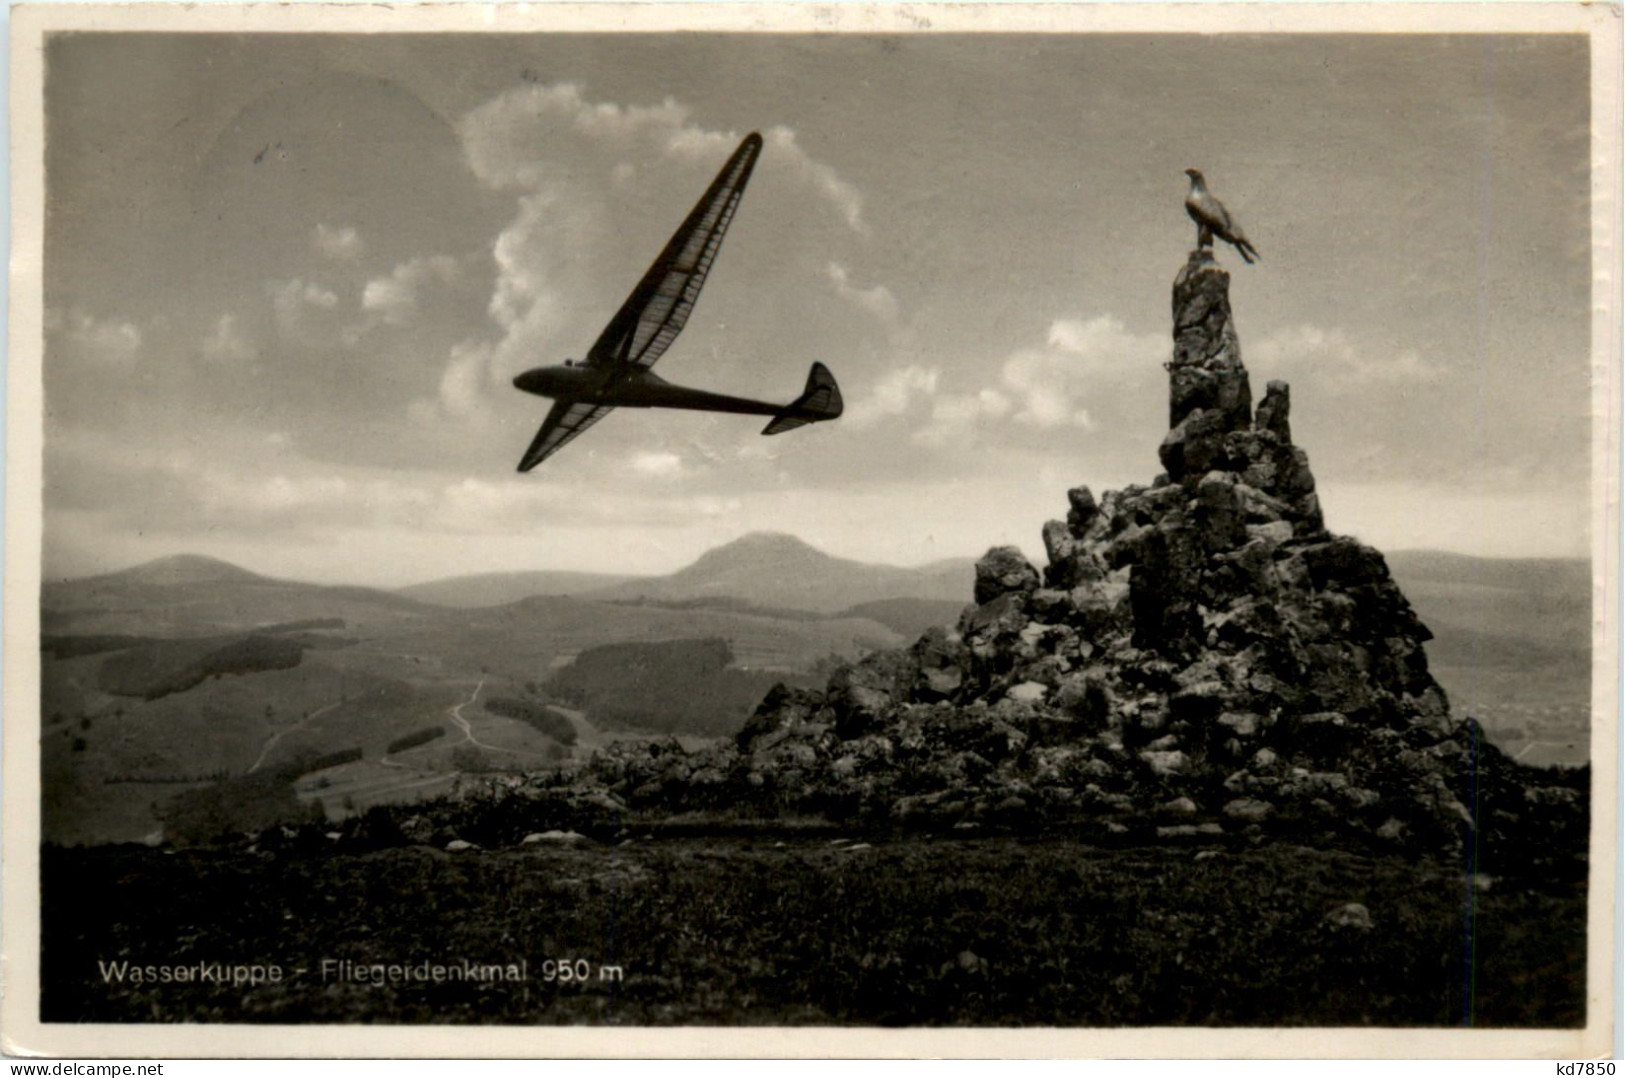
left=763, top=362, right=843, bottom=436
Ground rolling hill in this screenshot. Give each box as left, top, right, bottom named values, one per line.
left=37, top=551, right=906, bottom=844
left=42, top=553, right=435, bottom=638
left=396, top=569, right=637, bottom=608
left=583, top=532, right=977, bottom=614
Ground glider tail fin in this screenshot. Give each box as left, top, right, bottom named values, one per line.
left=762, top=362, right=843, bottom=436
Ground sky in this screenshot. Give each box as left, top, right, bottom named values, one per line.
left=39, top=32, right=1595, bottom=585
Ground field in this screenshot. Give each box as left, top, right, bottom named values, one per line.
left=40, top=833, right=1585, bottom=1026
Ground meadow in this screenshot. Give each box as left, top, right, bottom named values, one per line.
left=41, top=830, right=1585, bottom=1026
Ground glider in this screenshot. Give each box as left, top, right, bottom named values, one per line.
left=1184, top=168, right=1260, bottom=264
left=512, top=132, right=843, bottom=471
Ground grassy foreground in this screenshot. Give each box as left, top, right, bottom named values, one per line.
left=41, top=835, right=1584, bottom=1026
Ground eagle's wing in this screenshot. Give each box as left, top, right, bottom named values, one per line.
left=585, top=132, right=763, bottom=373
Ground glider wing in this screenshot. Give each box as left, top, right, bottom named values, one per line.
left=518, top=399, right=615, bottom=472
left=586, top=132, right=763, bottom=372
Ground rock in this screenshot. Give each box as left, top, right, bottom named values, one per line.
left=1052, top=674, right=1111, bottom=729
left=1140, top=749, right=1189, bottom=777
left=1297, top=537, right=1392, bottom=590
left=1158, top=823, right=1224, bottom=839
left=827, top=649, right=921, bottom=739
left=1042, top=519, right=1077, bottom=568
left=1158, top=407, right=1231, bottom=481
left=1254, top=380, right=1291, bottom=442
left=1246, top=520, right=1294, bottom=546
left=1223, top=797, right=1275, bottom=822
left=1217, top=711, right=1260, bottom=738
left=974, top=546, right=1041, bottom=605
left=960, top=592, right=1029, bottom=643
left=736, top=683, right=824, bottom=752
left=575, top=791, right=629, bottom=814
left=1194, top=471, right=1246, bottom=549
left=1159, top=796, right=1198, bottom=816
left=1006, top=681, right=1048, bottom=704
left=1322, top=903, right=1374, bottom=932
left=919, top=666, right=964, bottom=700
left=1289, top=712, right=1353, bottom=762
left=445, top=839, right=477, bottom=852
left=1066, top=486, right=1099, bottom=534
left=1170, top=253, right=1251, bottom=432
left=522, top=830, right=587, bottom=845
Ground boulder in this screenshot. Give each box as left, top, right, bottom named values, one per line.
left=974, top=546, right=1041, bottom=605
left=1223, top=797, right=1275, bottom=822
left=1140, top=749, right=1189, bottom=777
left=1322, top=903, right=1374, bottom=932
left=522, top=830, right=587, bottom=845
left=1254, top=380, right=1292, bottom=442
left=1066, top=486, right=1100, bottom=535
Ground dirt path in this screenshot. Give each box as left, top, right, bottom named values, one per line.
left=248, top=701, right=341, bottom=774
left=445, top=675, right=517, bottom=754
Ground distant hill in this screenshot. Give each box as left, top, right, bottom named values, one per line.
left=43, top=554, right=432, bottom=638
left=1386, top=550, right=1590, bottom=767
left=1387, top=550, right=1590, bottom=653
left=55, top=553, right=269, bottom=588
left=397, top=570, right=637, bottom=608
left=585, top=532, right=977, bottom=614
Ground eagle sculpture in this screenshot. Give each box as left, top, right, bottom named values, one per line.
left=1184, top=168, right=1260, bottom=264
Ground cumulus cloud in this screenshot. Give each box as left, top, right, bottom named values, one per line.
left=435, top=341, right=497, bottom=416
left=913, top=388, right=1014, bottom=447
left=453, top=81, right=874, bottom=393
left=826, top=262, right=899, bottom=323
left=1251, top=325, right=1445, bottom=385
left=459, top=86, right=864, bottom=226
left=361, top=255, right=461, bottom=328
left=1001, top=348, right=1098, bottom=430
left=312, top=223, right=364, bottom=261
left=844, top=365, right=940, bottom=426
left=902, top=314, right=1166, bottom=445
left=50, top=308, right=143, bottom=365
left=764, top=125, right=866, bottom=234
left=199, top=313, right=254, bottom=363
left=271, top=278, right=340, bottom=338
left=1046, top=315, right=1169, bottom=373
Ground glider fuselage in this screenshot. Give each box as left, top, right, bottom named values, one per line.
left=514, top=363, right=790, bottom=419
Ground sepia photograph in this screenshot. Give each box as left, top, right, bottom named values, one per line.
left=3, top=2, right=1618, bottom=1058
